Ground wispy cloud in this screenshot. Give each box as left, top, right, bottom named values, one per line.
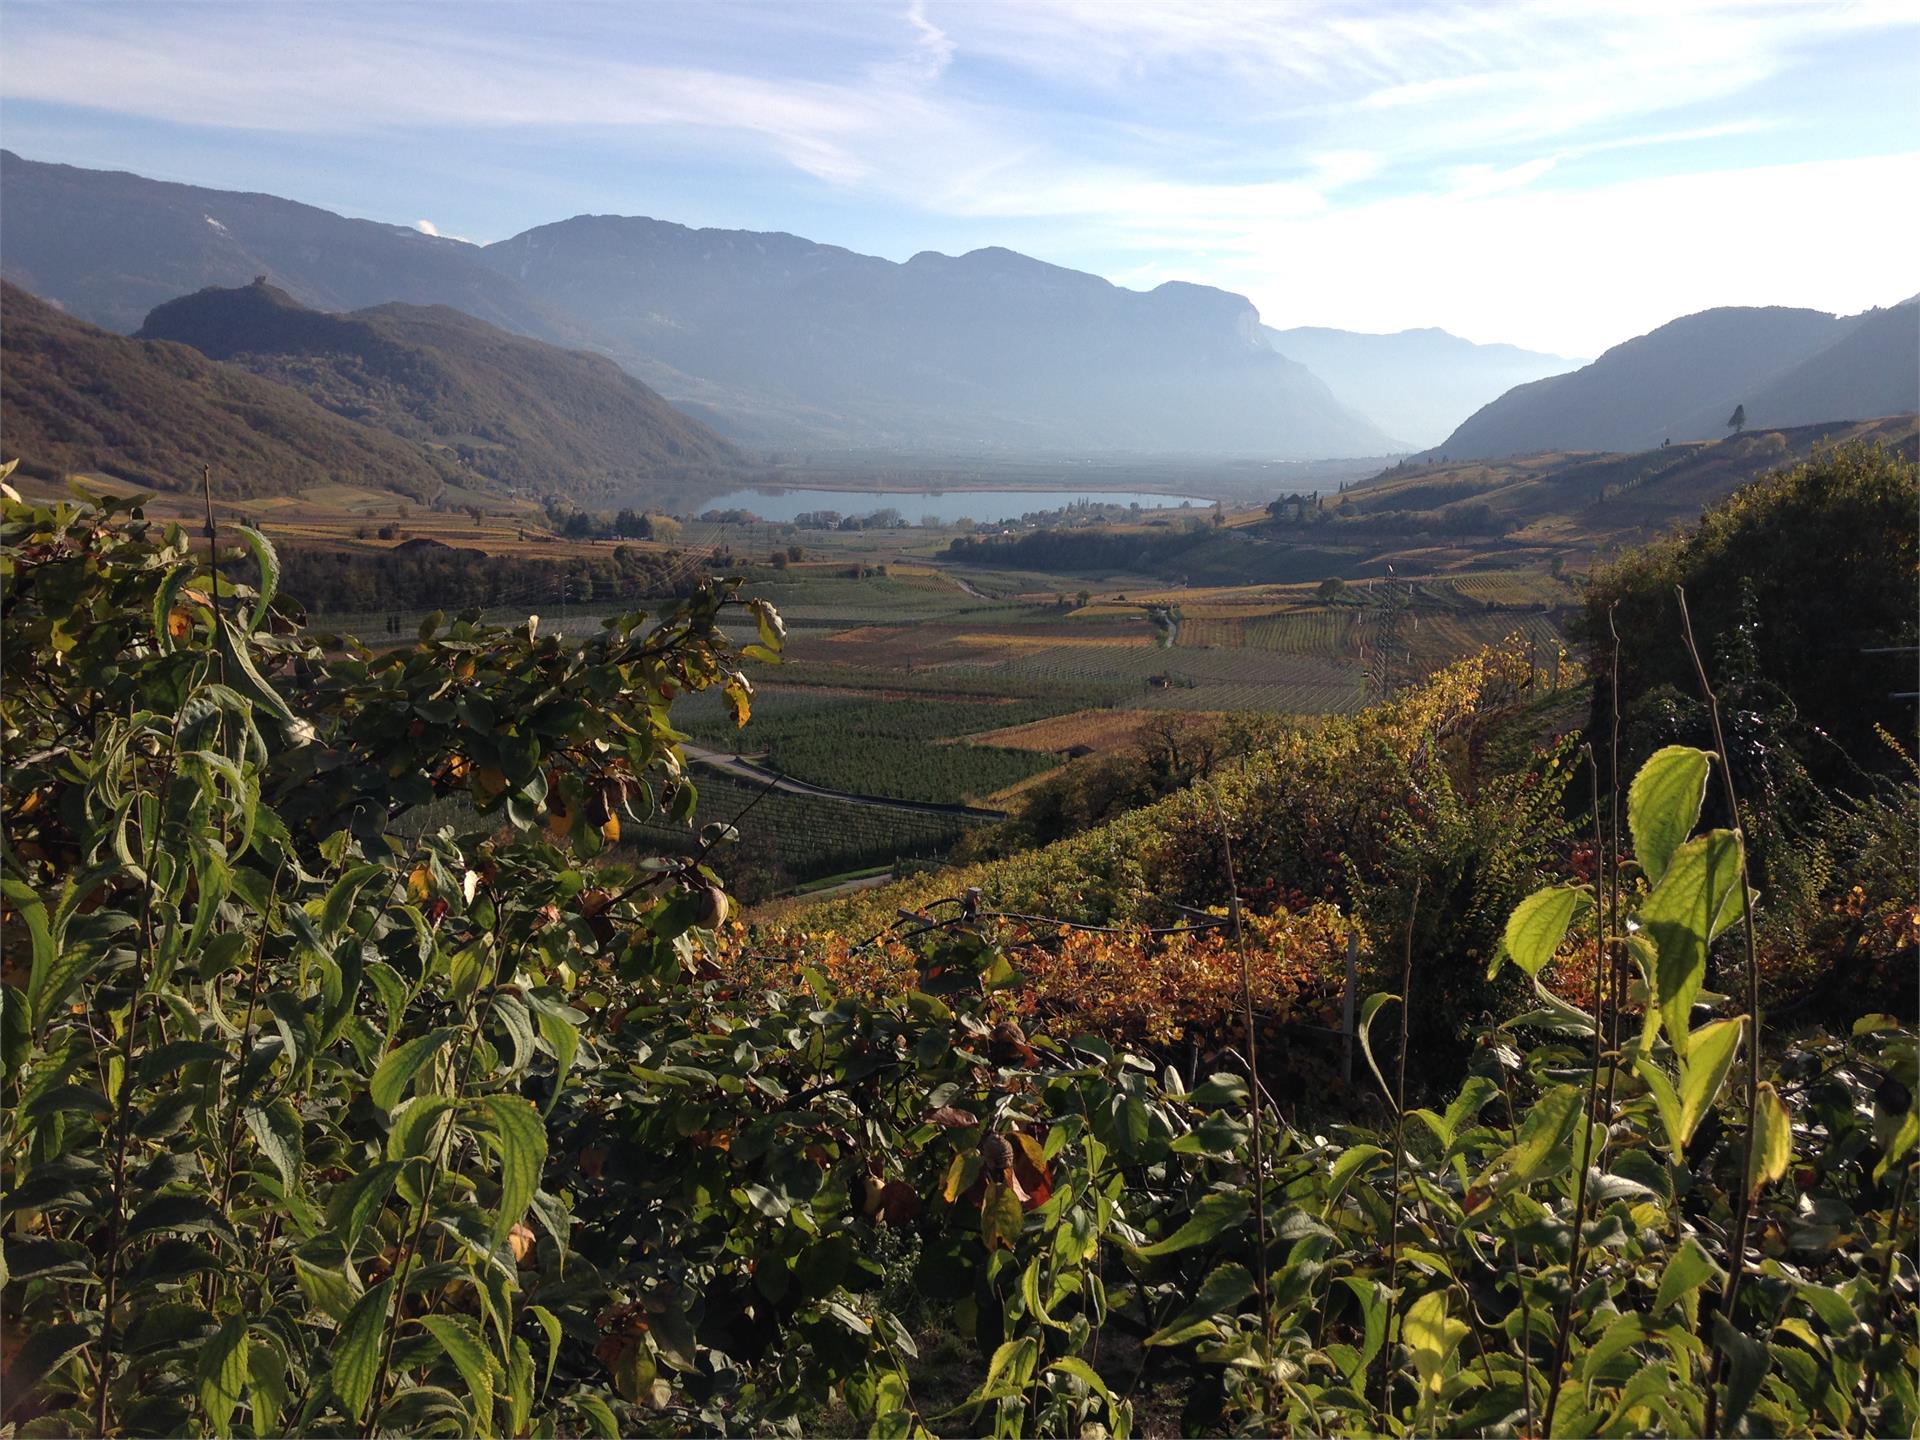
left=1, top=0, right=1912, bottom=353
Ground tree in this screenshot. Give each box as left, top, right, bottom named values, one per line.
left=650, top=514, right=683, bottom=544
left=1727, top=403, right=1747, bottom=436
left=1317, top=575, right=1348, bottom=602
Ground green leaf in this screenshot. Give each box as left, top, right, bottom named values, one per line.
left=196, top=1314, right=250, bottom=1438
left=330, top=1277, right=393, bottom=1424
left=1403, top=1289, right=1469, bottom=1396
left=1652, top=1236, right=1719, bottom=1316
left=1711, top=1314, right=1771, bottom=1431
left=1639, top=829, right=1745, bottom=1057
left=1129, top=1191, right=1248, bottom=1257
left=528, top=1000, right=580, bottom=1115
left=980, top=1181, right=1024, bottom=1252
left=1487, top=1083, right=1582, bottom=1194
left=1, top=1322, right=94, bottom=1424
left=1635, top=1059, right=1685, bottom=1161
left=1627, top=745, right=1712, bottom=885
left=1501, top=885, right=1591, bottom=977
left=1357, top=991, right=1400, bottom=1108
left=1045, top=1357, right=1113, bottom=1402
left=1145, top=1262, right=1256, bottom=1346
left=319, top=863, right=388, bottom=942
left=1441, top=1076, right=1499, bottom=1143
left=1677, top=1016, right=1745, bottom=1148
left=419, top=1315, right=496, bottom=1436
left=1326, top=1144, right=1389, bottom=1207
left=1877, top=1108, right=1918, bottom=1183
left=231, top=525, right=280, bottom=632
left=243, top=1099, right=305, bottom=1195
left=967, top=1336, right=1039, bottom=1404
left=528, top=1305, right=562, bottom=1398
left=1747, top=1082, right=1792, bottom=1196
left=369, top=1026, right=459, bottom=1112
left=213, top=616, right=296, bottom=725
left=478, top=1093, right=547, bottom=1244
left=248, top=1340, right=289, bottom=1439
left=572, top=1391, right=621, bottom=1439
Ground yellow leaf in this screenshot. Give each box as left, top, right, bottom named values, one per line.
left=1748, top=1082, right=1793, bottom=1196
left=167, top=607, right=193, bottom=640
left=407, top=865, right=431, bottom=904
left=600, top=814, right=620, bottom=843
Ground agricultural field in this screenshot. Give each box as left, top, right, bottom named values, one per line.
left=675, top=681, right=1106, bottom=804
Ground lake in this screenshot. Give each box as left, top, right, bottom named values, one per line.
left=691, top=487, right=1210, bottom=525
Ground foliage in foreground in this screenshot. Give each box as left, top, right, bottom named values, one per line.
left=2, top=482, right=1915, bottom=1437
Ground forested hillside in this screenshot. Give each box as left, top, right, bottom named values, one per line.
left=138, top=280, right=741, bottom=497
left=0, top=283, right=457, bottom=500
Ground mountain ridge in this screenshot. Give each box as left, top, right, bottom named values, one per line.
left=481, top=212, right=1395, bottom=456
left=1432, top=301, right=1918, bottom=459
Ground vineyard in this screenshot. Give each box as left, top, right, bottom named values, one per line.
left=628, top=772, right=983, bottom=896
left=677, top=684, right=1105, bottom=804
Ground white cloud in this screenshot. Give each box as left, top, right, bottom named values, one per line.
left=413, top=219, right=440, bottom=237
left=2, top=0, right=1913, bottom=353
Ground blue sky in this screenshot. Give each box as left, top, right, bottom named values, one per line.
left=2, top=0, right=1914, bottom=355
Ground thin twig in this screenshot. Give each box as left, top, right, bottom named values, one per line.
left=1677, top=587, right=1765, bottom=1438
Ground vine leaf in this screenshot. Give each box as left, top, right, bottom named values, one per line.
left=1628, top=745, right=1712, bottom=885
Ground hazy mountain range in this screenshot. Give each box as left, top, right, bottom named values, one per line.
left=1259, top=326, right=1580, bottom=449
left=1434, top=301, right=1920, bottom=459
left=2, top=149, right=1913, bottom=477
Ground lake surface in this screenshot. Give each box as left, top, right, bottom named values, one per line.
left=693, top=487, right=1209, bottom=525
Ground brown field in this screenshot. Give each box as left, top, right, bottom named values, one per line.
left=966, top=707, right=1174, bottom=754
left=950, top=631, right=1153, bottom=652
